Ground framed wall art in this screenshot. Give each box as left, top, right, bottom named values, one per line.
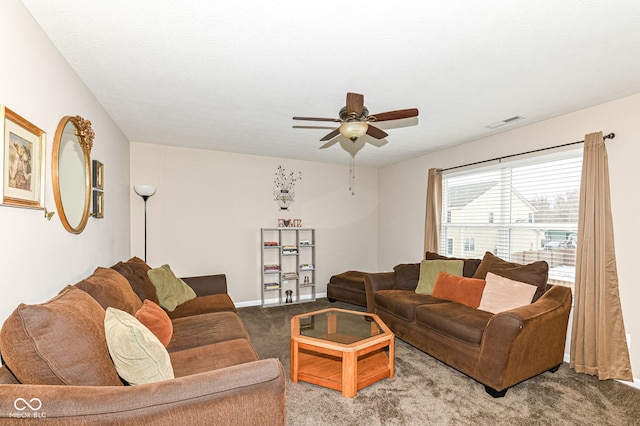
left=92, top=159, right=104, bottom=190
left=92, top=189, right=104, bottom=219
left=1, top=106, right=46, bottom=209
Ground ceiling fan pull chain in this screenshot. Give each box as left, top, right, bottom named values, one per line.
left=349, top=156, right=356, bottom=196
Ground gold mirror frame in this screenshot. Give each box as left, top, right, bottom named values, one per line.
left=52, top=115, right=94, bottom=234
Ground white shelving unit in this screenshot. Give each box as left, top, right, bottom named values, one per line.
left=261, top=228, right=316, bottom=307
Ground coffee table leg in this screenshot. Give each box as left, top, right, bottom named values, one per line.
left=342, top=351, right=357, bottom=398
left=290, top=339, right=299, bottom=383
left=389, top=337, right=395, bottom=378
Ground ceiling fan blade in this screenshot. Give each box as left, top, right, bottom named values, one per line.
left=368, top=108, right=419, bottom=122
left=366, top=125, right=389, bottom=140
left=319, top=139, right=340, bottom=149
left=293, top=116, right=341, bottom=122
left=346, top=92, right=364, bottom=116
left=320, top=128, right=341, bottom=141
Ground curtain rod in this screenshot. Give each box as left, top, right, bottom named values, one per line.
left=440, top=132, right=615, bottom=173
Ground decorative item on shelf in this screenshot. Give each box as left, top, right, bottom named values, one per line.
left=282, top=245, right=298, bottom=254
left=264, top=282, right=280, bottom=290
left=273, top=165, right=301, bottom=210
left=300, top=264, right=314, bottom=270
left=1, top=106, right=46, bottom=209
left=304, top=276, right=310, bottom=285
left=285, top=290, right=293, bottom=303
left=264, top=241, right=279, bottom=247
left=293, top=218, right=302, bottom=227
left=133, top=185, right=157, bottom=262
left=282, top=272, right=298, bottom=280
left=264, top=264, right=280, bottom=272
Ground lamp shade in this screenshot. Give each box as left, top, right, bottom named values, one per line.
left=134, top=185, right=157, bottom=197
left=339, top=121, right=368, bottom=140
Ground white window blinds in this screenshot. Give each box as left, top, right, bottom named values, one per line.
left=440, top=152, right=582, bottom=288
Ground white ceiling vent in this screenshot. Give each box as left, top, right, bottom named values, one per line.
left=486, top=115, right=525, bottom=129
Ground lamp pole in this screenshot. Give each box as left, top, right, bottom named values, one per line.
left=133, top=185, right=157, bottom=262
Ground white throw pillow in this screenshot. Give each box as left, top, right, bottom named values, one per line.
left=477, top=272, right=537, bottom=314
left=104, top=307, right=174, bottom=385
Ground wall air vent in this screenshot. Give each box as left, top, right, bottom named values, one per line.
left=485, top=115, right=525, bottom=129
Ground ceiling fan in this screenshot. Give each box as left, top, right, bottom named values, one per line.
left=293, top=92, right=419, bottom=146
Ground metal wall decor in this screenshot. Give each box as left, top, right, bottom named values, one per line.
left=273, top=165, right=301, bottom=210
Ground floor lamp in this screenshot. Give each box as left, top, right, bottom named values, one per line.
left=133, top=185, right=157, bottom=262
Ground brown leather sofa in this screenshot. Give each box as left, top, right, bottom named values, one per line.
left=0, top=257, right=285, bottom=425
left=364, top=252, right=573, bottom=397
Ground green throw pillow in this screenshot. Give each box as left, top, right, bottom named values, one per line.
left=415, top=259, right=464, bottom=295
left=104, top=307, right=174, bottom=385
left=147, top=264, right=197, bottom=311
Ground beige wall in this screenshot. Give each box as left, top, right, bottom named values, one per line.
left=0, top=1, right=131, bottom=325
left=378, top=92, right=640, bottom=383
left=130, top=143, right=378, bottom=305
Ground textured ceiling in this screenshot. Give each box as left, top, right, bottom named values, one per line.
left=20, top=1, right=640, bottom=168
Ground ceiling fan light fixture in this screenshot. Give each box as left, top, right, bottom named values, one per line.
left=339, top=121, right=368, bottom=141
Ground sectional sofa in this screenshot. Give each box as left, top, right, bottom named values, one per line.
left=0, top=257, right=285, bottom=425
left=365, top=251, right=573, bottom=397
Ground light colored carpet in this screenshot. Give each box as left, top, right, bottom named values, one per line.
left=237, top=299, right=639, bottom=425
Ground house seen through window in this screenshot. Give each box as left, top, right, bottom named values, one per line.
left=440, top=152, right=582, bottom=289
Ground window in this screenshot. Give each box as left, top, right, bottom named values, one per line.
left=464, top=237, right=475, bottom=251
left=440, top=152, right=582, bottom=288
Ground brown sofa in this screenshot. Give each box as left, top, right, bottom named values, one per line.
left=364, top=252, right=572, bottom=397
left=0, top=257, right=285, bottom=425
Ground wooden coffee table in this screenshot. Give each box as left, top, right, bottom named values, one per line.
left=290, top=308, right=394, bottom=398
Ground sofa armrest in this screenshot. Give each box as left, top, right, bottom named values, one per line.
left=181, top=274, right=228, bottom=296
left=0, top=358, right=285, bottom=425
left=475, top=285, right=572, bottom=391
left=364, top=272, right=396, bottom=313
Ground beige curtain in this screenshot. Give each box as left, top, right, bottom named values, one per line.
left=424, top=168, right=442, bottom=256
left=570, top=131, right=633, bottom=381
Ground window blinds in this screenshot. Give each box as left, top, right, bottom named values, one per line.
left=440, top=153, right=582, bottom=287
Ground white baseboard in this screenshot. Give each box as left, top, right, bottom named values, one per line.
left=563, top=352, right=639, bottom=389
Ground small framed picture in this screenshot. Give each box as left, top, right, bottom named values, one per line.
left=92, top=190, right=104, bottom=218
left=92, top=159, right=104, bottom=190
left=1, top=106, right=45, bottom=209
left=293, top=218, right=302, bottom=227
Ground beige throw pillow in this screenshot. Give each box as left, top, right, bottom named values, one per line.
left=415, top=259, right=464, bottom=295
left=104, top=307, right=174, bottom=385
left=477, top=272, right=537, bottom=314
left=147, top=264, right=197, bottom=311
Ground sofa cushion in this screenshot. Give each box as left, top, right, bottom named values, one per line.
left=168, top=311, right=250, bottom=353
left=393, top=263, right=420, bottom=290
left=472, top=251, right=549, bottom=301
left=426, top=251, right=482, bottom=278
left=415, top=259, right=464, bottom=295
left=374, top=289, right=449, bottom=321
left=477, top=272, right=537, bottom=314
left=0, top=286, right=122, bottom=386
left=166, top=293, right=236, bottom=319
left=135, top=299, right=173, bottom=347
left=432, top=272, right=486, bottom=308
left=147, top=264, right=197, bottom=311
left=104, top=307, right=174, bottom=385
left=414, top=302, right=493, bottom=345
left=111, top=257, right=160, bottom=305
left=75, top=267, right=143, bottom=315
left=170, top=338, right=259, bottom=378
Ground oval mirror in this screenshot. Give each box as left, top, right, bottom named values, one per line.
left=52, top=116, right=94, bottom=234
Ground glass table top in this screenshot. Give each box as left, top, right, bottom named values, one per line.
left=297, top=309, right=384, bottom=344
